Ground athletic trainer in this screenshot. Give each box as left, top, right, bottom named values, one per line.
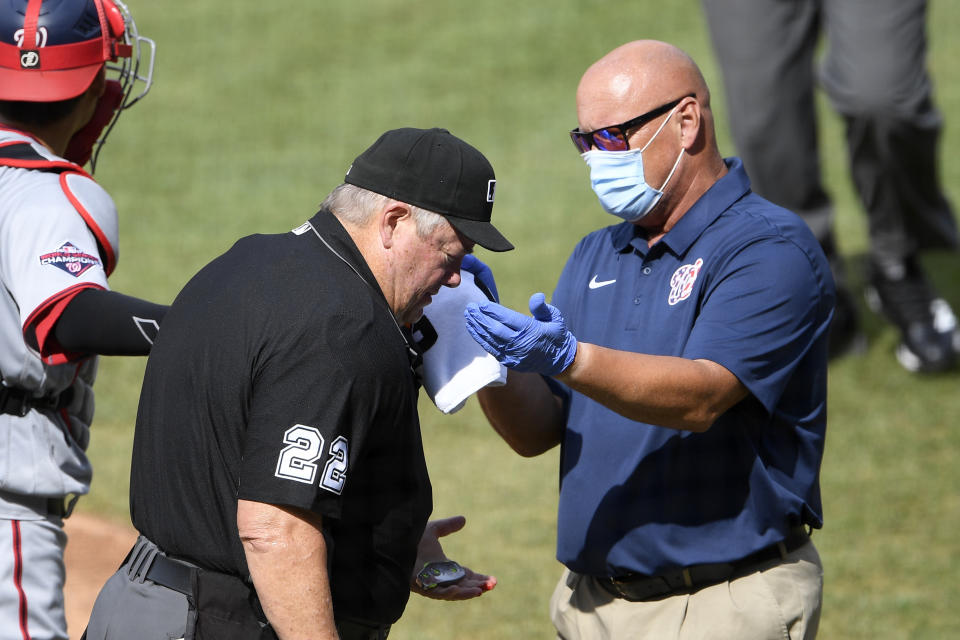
left=83, top=127, right=512, bottom=640
left=465, top=41, right=831, bottom=639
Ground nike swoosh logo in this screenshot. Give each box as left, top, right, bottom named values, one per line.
left=588, top=275, right=617, bottom=289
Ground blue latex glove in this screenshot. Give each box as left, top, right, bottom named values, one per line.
left=463, top=292, right=577, bottom=375
left=460, top=254, right=499, bottom=302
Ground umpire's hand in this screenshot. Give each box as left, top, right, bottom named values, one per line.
left=410, top=515, right=497, bottom=600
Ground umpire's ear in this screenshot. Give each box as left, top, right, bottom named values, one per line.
left=377, top=200, right=413, bottom=249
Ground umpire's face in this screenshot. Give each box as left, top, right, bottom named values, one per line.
left=384, top=205, right=473, bottom=325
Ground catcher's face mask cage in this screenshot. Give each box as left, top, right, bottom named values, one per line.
left=0, top=0, right=155, bottom=170
left=91, top=0, right=156, bottom=170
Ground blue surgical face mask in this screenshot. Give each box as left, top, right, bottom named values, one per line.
left=581, top=105, right=684, bottom=222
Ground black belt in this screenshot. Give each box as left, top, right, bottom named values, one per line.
left=336, top=618, right=391, bottom=640
left=0, top=491, right=73, bottom=518
left=0, top=385, right=72, bottom=417
left=596, top=526, right=811, bottom=602
left=46, top=497, right=68, bottom=517
left=144, top=552, right=195, bottom=596
left=147, top=554, right=391, bottom=640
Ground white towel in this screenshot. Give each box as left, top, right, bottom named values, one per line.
left=414, top=270, right=507, bottom=414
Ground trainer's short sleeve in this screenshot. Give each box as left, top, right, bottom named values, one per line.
left=683, top=236, right=826, bottom=413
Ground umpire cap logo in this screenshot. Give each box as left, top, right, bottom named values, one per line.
left=486, top=179, right=496, bottom=203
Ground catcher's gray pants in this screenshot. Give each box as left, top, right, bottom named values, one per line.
left=0, top=514, right=67, bottom=640
left=702, top=0, right=957, bottom=261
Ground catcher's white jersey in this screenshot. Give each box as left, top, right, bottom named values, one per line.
left=0, top=127, right=119, bottom=515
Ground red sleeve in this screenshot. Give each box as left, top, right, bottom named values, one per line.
left=23, top=283, right=105, bottom=365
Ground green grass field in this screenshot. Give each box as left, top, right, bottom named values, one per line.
left=82, top=1, right=959, bottom=638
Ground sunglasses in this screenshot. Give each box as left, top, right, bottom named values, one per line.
left=569, top=94, right=694, bottom=153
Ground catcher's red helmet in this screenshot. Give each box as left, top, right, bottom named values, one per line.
left=0, top=0, right=146, bottom=102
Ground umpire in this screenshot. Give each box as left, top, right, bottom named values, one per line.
left=83, top=127, right=512, bottom=640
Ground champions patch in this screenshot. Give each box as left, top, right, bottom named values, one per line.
left=668, top=258, right=703, bottom=306
left=39, top=242, right=101, bottom=277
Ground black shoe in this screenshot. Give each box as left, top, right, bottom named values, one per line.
left=865, top=256, right=958, bottom=373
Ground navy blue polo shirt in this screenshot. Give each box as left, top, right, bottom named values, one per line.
left=551, top=158, right=834, bottom=577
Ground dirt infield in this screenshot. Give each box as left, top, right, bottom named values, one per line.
left=63, top=513, right=138, bottom=640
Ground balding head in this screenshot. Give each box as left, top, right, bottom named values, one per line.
left=576, top=40, right=710, bottom=134
left=573, top=41, right=727, bottom=241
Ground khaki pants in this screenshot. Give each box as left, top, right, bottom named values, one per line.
left=550, top=540, right=822, bottom=640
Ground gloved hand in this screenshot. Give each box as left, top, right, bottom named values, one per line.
left=460, top=254, right=499, bottom=302
left=464, top=292, right=577, bottom=375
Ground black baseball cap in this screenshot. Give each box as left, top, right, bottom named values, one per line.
left=344, top=127, right=514, bottom=252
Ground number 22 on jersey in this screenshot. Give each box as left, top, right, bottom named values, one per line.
left=274, top=424, right=348, bottom=494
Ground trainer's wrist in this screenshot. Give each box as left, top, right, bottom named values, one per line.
left=554, top=338, right=581, bottom=380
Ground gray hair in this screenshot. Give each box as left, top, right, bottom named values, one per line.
left=321, top=184, right=448, bottom=238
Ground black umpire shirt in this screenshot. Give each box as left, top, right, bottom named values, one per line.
left=129, top=209, right=432, bottom=625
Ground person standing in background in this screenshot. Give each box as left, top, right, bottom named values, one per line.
left=702, top=0, right=959, bottom=372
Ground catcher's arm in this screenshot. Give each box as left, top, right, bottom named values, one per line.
left=53, top=288, right=167, bottom=355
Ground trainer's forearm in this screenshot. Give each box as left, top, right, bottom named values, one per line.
left=477, top=370, right=564, bottom=457
left=555, top=342, right=748, bottom=432
left=238, top=500, right=338, bottom=640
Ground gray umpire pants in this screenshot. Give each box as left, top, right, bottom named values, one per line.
left=83, top=536, right=389, bottom=640
left=701, top=0, right=957, bottom=262
left=83, top=536, right=193, bottom=640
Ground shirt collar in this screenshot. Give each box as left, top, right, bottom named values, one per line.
left=307, top=208, right=386, bottom=301
left=307, top=208, right=423, bottom=376
left=611, top=220, right=642, bottom=253
left=609, top=157, right=751, bottom=256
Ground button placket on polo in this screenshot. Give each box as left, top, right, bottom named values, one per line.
left=626, top=252, right=656, bottom=331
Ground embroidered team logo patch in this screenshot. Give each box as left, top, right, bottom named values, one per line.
left=39, top=242, right=101, bottom=277
left=668, top=258, right=703, bottom=306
